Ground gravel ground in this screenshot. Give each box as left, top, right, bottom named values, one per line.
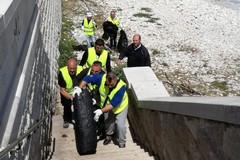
left=68, top=0, right=240, bottom=96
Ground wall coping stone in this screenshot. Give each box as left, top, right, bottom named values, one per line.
left=123, top=67, right=240, bottom=125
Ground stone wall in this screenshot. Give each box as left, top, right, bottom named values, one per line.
left=0, top=0, right=61, bottom=159
left=124, top=67, right=240, bottom=160
left=128, top=96, right=240, bottom=160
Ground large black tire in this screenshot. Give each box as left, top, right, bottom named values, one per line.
left=73, top=89, right=97, bottom=155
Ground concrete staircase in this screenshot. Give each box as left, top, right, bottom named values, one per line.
left=51, top=115, right=154, bottom=160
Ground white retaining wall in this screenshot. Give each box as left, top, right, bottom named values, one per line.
left=0, top=0, right=61, bottom=159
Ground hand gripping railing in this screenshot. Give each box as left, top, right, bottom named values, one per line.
left=0, top=112, right=53, bottom=159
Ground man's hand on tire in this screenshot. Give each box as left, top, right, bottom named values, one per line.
left=72, top=86, right=82, bottom=97
left=93, top=109, right=103, bottom=122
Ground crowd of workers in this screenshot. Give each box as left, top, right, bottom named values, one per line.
left=58, top=10, right=151, bottom=149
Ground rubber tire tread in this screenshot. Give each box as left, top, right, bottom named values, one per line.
left=73, top=88, right=97, bottom=155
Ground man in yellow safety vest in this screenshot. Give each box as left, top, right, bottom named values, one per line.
left=81, top=11, right=97, bottom=48
left=78, top=72, right=128, bottom=148
left=105, top=10, right=121, bottom=50
left=80, top=38, right=111, bottom=73
left=58, top=58, right=82, bottom=128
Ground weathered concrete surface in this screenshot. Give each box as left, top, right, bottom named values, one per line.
left=129, top=106, right=240, bottom=160
left=51, top=115, right=155, bottom=160
left=124, top=67, right=240, bottom=160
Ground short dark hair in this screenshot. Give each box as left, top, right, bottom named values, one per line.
left=106, top=72, right=117, bottom=83
left=95, top=38, right=105, bottom=46
left=92, top=61, right=102, bottom=67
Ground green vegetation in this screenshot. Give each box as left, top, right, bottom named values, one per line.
left=141, top=7, right=152, bottom=12
left=162, top=62, right=168, bottom=67
left=152, top=49, right=161, bottom=55
left=133, top=13, right=153, bottom=19
left=58, top=14, right=77, bottom=68
left=147, top=17, right=160, bottom=23
left=211, top=80, right=228, bottom=91
left=133, top=9, right=160, bottom=24
left=112, top=64, right=127, bottom=82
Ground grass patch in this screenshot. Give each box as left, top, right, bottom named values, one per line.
left=147, top=17, right=159, bottom=23
left=211, top=81, right=228, bottom=91
left=133, top=11, right=159, bottom=24
left=162, top=62, right=168, bottom=67
left=141, top=7, right=152, bottom=12
left=152, top=49, right=161, bottom=55
left=133, top=13, right=153, bottom=19
left=112, top=64, right=127, bottom=82
left=58, top=5, right=78, bottom=68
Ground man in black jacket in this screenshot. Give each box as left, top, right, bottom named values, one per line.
left=116, top=34, right=151, bottom=67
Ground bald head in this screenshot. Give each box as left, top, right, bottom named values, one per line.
left=67, top=58, right=77, bottom=75
left=133, top=34, right=141, bottom=47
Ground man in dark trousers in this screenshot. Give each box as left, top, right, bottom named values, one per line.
left=58, top=58, right=83, bottom=128
left=116, top=34, right=151, bottom=67
left=104, top=10, right=121, bottom=50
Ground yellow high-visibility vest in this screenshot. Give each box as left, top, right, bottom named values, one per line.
left=107, top=17, right=120, bottom=27
left=60, top=66, right=82, bottom=93
left=86, top=47, right=108, bottom=71
left=83, top=18, right=94, bottom=36
left=99, top=74, right=128, bottom=114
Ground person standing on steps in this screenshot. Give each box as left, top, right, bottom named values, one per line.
left=78, top=72, right=128, bottom=148
left=58, top=58, right=83, bottom=128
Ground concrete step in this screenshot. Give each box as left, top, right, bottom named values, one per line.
left=51, top=115, right=154, bottom=160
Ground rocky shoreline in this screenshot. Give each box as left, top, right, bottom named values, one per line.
left=69, top=0, right=240, bottom=96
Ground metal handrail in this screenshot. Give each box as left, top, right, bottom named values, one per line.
left=0, top=112, right=52, bottom=159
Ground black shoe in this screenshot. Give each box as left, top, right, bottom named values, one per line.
left=98, top=134, right=106, bottom=141
left=63, top=121, right=69, bottom=128
left=103, top=136, right=112, bottom=145
left=119, top=143, right=126, bottom=148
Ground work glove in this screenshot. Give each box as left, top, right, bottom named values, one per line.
left=93, top=109, right=103, bottom=122
left=72, top=86, right=82, bottom=97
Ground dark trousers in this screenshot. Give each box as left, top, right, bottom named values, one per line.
left=63, top=105, right=72, bottom=122
left=94, top=105, right=105, bottom=137
left=110, top=32, right=117, bottom=49
left=61, top=95, right=72, bottom=122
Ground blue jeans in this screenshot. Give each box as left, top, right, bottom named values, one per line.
left=85, top=35, right=96, bottom=48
